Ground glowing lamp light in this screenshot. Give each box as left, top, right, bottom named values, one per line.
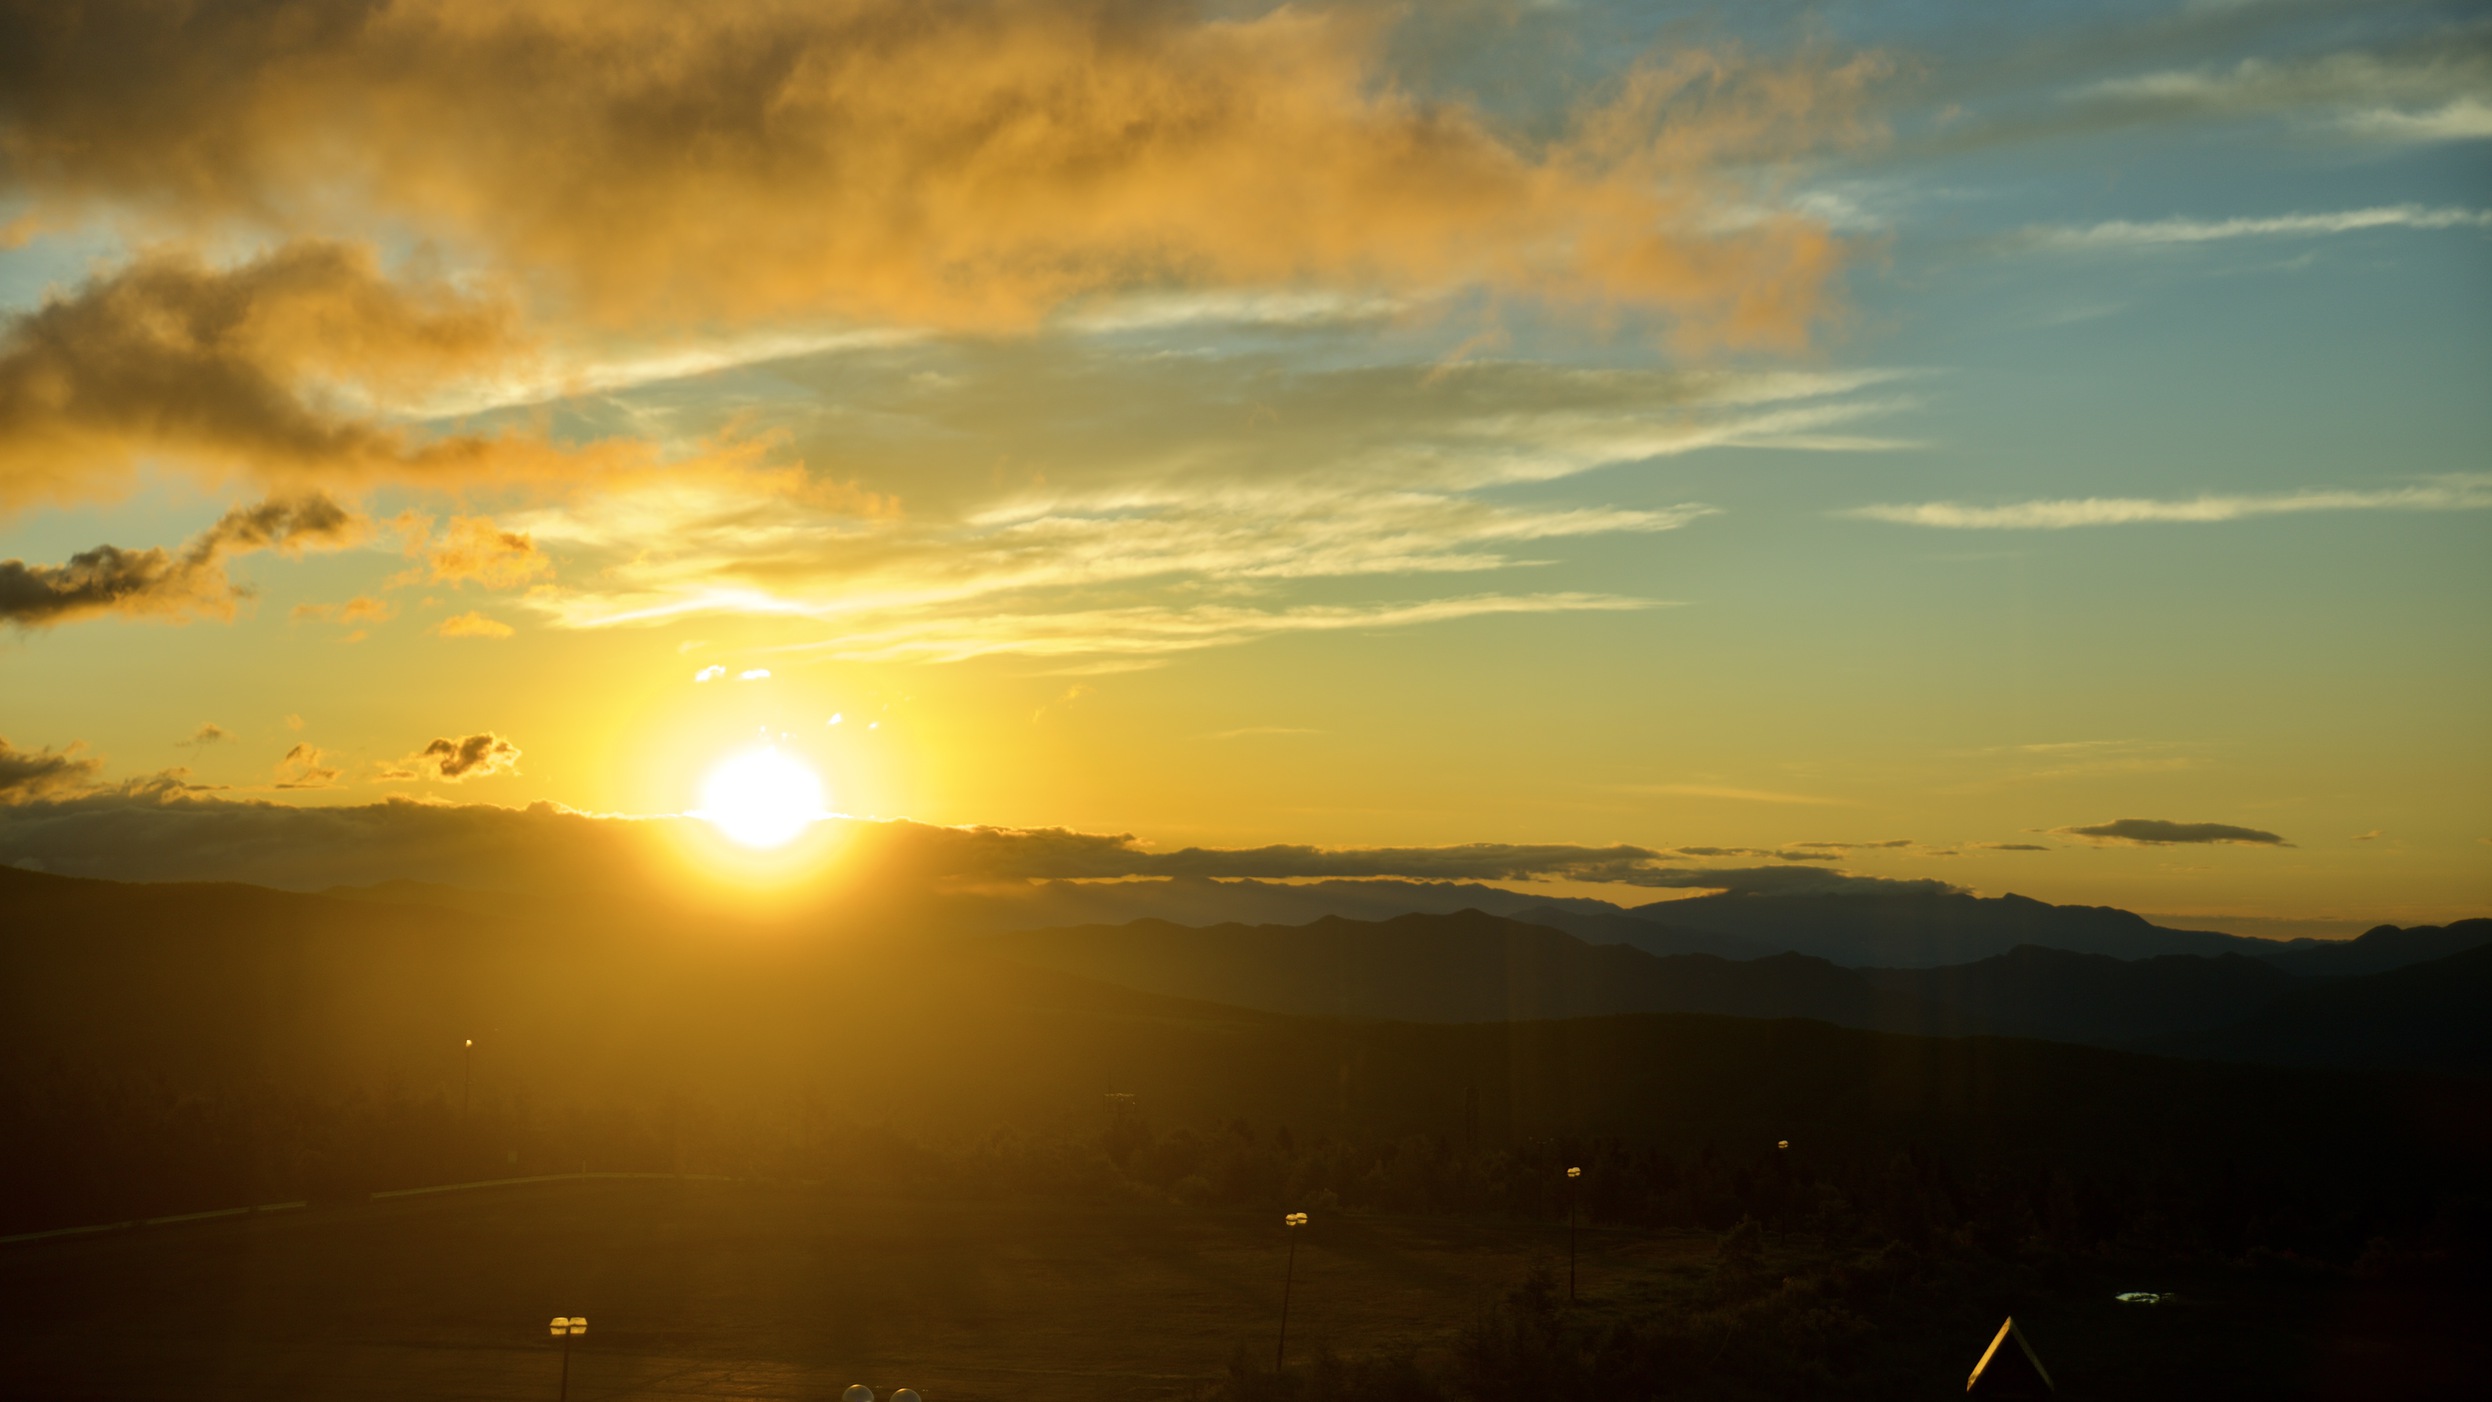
left=550, top=1316, right=586, bottom=1336
left=696, top=746, right=827, bottom=848
left=1285, top=1212, right=1308, bottom=1227
left=1566, top=1166, right=1581, bottom=1179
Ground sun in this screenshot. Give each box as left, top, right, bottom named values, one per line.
left=696, top=746, right=828, bottom=848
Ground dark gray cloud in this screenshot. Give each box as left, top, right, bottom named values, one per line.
left=272, top=743, right=340, bottom=790
left=1671, top=845, right=1841, bottom=863
left=0, top=791, right=1958, bottom=899
left=0, top=737, right=101, bottom=802
left=0, top=239, right=531, bottom=503
left=0, top=491, right=357, bottom=625
left=2057, top=818, right=2288, bottom=847
left=1593, top=865, right=1959, bottom=898
left=381, top=733, right=523, bottom=782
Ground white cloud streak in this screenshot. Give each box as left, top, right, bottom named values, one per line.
left=515, top=363, right=1910, bottom=659
left=2071, top=50, right=2492, bottom=146
left=2025, top=204, right=2492, bottom=250
left=1848, top=476, right=2492, bottom=529
left=789, top=592, right=1662, bottom=664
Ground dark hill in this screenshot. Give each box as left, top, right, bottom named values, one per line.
left=5, top=866, right=2487, bottom=1244
left=979, top=909, right=1942, bottom=1027
left=1624, top=890, right=2260, bottom=966
left=2155, top=943, right=2492, bottom=1074
left=2252, top=918, right=2492, bottom=977
left=1499, top=903, right=1784, bottom=959
left=1858, top=945, right=2301, bottom=1045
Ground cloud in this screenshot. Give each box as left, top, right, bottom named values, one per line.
left=0, top=2, right=1883, bottom=346
left=180, top=723, right=230, bottom=746
left=0, top=737, right=102, bottom=802
left=2340, top=97, right=2492, bottom=142
left=434, top=611, right=514, bottom=640
left=2069, top=49, right=2492, bottom=146
left=0, top=491, right=360, bottom=626
left=1609, top=865, right=1960, bottom=897
left=1973, top=842, right=2051, bottom=852
left=521, top=359, right=1907, bottom=658
left=272, top=743, right=340, bottom=790
left=0, top=790, right=1964, bottom=898
left=2020, top=204, right=2492, bottom=250
left=0, top=241, right=568, bottom=504
left=786, top=593, right=1659, bottom=665
left=2056, top=818, right=2288, bottom=847
left=380, top=733, right=522, bottom=783
left=404, top=516, right=552, bottom=589
left=1848, top=475, right=2492, bottom=528
left=1670, top=846, right=1840, bottom=863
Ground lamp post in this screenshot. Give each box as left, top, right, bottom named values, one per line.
left=462, top=1039, right=474, bottom=1121
left=549, top=1316, right=586, bottom=1400
left=1565, top=1167, right=1582, bottom=1303
left=1276, top=1211, right=1309, bottom=1372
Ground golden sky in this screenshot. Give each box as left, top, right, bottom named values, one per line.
left=1, top=0, right=2487, bottom=927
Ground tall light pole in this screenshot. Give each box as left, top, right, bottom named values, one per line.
left=549, top=1316, right=585, bottom=1400
left=1276, top=1211, right=1309, bottom=1372
left=1566, top=1166, right=1582, bottom=1304
left=462, top=1039, right=474, bottom=1121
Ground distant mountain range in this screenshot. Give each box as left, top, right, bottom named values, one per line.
left=919, top=877, right=2474, bottom=971
left=1518, top=890, right=2269, bottom=967
left=8, top=867, right=2486, bottom=1249
left=982, top=909, right=2492, bottom=1072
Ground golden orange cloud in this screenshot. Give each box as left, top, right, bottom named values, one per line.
left=0, top=1, right=1881, bottom=344
left=0, top=240, right=668, bottom=505
left=434, top=611, right=515, bottom=639
left=408, top=516, right=553, bottom=589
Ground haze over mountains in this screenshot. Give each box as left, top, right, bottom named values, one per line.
left=982, top=908, right=2492, bottom=1073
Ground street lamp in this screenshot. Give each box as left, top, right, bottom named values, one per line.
left=462, top=1039, right=474, bottom=1120
left=1565, top=1167, right=1582, bottom=1303
left=549, top=1316, right=586, bottom=1401
left=1276, top=1211, right=1310, bottom=1372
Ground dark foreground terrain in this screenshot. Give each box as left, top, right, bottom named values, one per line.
left=1, top=1176, right=2480, bottom=1402
left=4, top=868, right=2487, bottom=1398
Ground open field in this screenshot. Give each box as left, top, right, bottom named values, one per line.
left=0, top=1176, right=1633, bottom=1402
left=3, top=1175, right=2482, bottom=1401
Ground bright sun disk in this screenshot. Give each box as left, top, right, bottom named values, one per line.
left=697, top=746, right=827, bottom=848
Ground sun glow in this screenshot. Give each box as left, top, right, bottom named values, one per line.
left=697, top=746, right=828, bottom=848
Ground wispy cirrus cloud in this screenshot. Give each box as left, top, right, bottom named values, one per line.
left=2020, top=204, right=2492, bottom=250
left=514, top=360, right=1905, bottom=659
left=782, top=593, right=1659, bottom=665
left=2070, top=48, right=2492, bottom=146
left=1848, top=475, right=2492, bottom=529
